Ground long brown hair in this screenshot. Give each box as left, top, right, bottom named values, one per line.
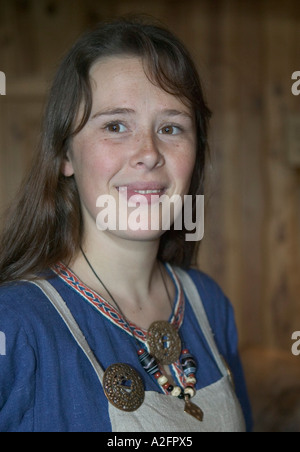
left=0, top=16, right=211, bottom=284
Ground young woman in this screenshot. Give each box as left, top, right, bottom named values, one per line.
left=0, top=17, right=252, bottom=432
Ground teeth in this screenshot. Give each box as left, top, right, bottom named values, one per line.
left=133, top=189, right=162, bottom=194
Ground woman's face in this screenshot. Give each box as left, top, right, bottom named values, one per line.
left=63, top=56, right=197, bottom=242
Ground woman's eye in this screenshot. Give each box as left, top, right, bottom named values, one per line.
left=105, top=123, right=127, bottom=133
left=159, top=125, right=181, bottom=135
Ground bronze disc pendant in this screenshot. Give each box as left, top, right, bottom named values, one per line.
left=147, top=320, right=181, bottom=365
left=103, top=363, right=145, bottom=412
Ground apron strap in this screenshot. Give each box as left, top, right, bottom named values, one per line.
left=30, top=279, right=105, bottom=384
left=173, top=267, right=229, bottom=378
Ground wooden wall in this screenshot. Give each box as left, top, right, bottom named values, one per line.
left=0, top=0, right=300, bottom=354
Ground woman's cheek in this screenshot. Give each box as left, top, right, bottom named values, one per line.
left=173, top=151, right=196, bottom=186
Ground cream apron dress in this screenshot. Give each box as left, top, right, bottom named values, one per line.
left=32, top=267, right=246, bottom=432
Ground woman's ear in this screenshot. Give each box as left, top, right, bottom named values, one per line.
left=61, top=150, right=75, bottom=177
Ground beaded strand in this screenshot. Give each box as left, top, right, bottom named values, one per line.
left=137, top=346, right=197, bottom=401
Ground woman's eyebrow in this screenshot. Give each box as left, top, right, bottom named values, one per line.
left=91, top=108, right=135, bottom=120
left=90, top=107, right=192, bottom=120
left=162, top=109, right=193, bottom=120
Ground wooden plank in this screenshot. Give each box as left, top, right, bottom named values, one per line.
left=262, top=0, right=300, bottom=349
left=0, top=97, right=44, bottom=212
left=237, top=0, right=265, bottom=346
left=212, top=0, right=244, bottom=333
left=31, top=0, right=85, bottom=76
left=197, top=0, right=228, bottom=286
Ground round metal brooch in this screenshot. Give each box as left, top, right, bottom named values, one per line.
left=147, top=320, right=181, bottom=365
left=103, top=363, right=145, bottom=412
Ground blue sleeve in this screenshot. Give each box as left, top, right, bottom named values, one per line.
left=0, top=302, right=36, bottom=432
left=188, top=269, right=253, bottom=432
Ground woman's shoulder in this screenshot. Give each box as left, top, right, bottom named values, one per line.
left=174, top=265, right=234, bottom=330
left=0, top=279, right=46, bottom=305
left=176, top=266, right=231, bottom=307
left=186, top=267, right=226, bottom=294
left=0, top=277, right=59, bottom=325
left=0, top=276, right=71, bottom=358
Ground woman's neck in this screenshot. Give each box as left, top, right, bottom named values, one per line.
left=68, top=230, right=172, bottom=323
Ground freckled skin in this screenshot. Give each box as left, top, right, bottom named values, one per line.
left=62, top=56, right=197, bottom=243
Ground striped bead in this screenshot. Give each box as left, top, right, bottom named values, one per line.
left=137, top=349, right=159, bottom=375
left=180, top=349, right=197, bottom=377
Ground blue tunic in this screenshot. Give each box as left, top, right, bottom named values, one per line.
left=0, top=264, right=252, bottom=432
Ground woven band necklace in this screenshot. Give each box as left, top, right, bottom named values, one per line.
left=80, top=247, right=203, bottom=422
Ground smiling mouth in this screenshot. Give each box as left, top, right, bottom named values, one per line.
left=128, top=189, right=164, bottom=195
left=116, top=186, right=167, bottom=202
left=117, top=186, right=166, bottom=193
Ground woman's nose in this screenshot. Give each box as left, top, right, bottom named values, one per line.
left=129, top=131, right=165, bottom=170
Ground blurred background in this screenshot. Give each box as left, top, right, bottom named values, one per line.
left=0, top=0, right=299, bottom=431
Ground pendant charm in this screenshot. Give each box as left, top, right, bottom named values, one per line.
left=147, top=320, right=181, bottom=365
left=103, top=363, right=145, bottom=412
left=184, top=398, right=204, bottom=422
